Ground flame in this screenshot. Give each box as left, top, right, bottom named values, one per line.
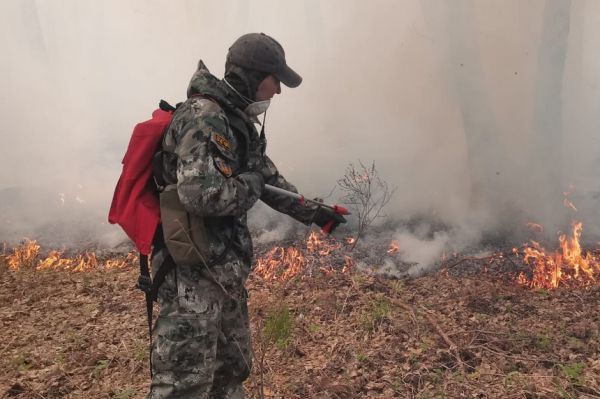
left=307, top=231, right=341, bottom=255
left=254, top=246, right=306, bottom=281
left=342, top=256, right=353, bottom=273
left=254, top=231, right=351, bottom=281
left=2, top=240, right=136, bottom=271
left=517, top=221, right=600, bottom=289
left=387, top=240, right=399, bottom=254
left=37, top=250, right=71, bottom=270
left=4, top=239, right=40, bottom=270
left=344, top=236, right=356, bottom=245
left=104, top=252, right=138, bottom=269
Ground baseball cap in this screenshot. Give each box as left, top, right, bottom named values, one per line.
left=227, top=33, right=302, bottom=88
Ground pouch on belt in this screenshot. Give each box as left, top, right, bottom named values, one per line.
left=159, top=185, right=210, bottom=266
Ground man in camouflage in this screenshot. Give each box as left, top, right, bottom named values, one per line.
left=148, top=33, right=346, bottom=398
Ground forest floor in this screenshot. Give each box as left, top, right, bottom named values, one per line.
left=1, top=245, right=600, bottom=398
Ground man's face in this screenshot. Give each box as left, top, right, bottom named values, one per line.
left=255, top=75, right=281, bottom=101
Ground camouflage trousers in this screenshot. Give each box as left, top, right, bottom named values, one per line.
left=147, top=250, right=253, bottom=399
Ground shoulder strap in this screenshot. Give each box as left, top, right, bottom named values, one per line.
left=135, top=253, right=154, bottom=377
left=159, top=100, right=177, bottom=112
left=136, top=251, right=176, bottom=378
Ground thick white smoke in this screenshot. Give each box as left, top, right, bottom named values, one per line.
left=1, top=1, right=599, bottom=271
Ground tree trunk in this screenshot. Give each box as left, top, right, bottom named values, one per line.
left=532, top=0, right=572, bottom=226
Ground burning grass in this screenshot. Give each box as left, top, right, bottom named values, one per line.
left=1, top=236, right=600, bottom=398
left=254, top=231, right=356, bottom=281
left=2, top=239, right=136, bottom=272
left=516, top=221, right=600, bottom=289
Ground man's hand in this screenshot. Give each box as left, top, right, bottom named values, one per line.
left=312, top=205, right=347, bottom=233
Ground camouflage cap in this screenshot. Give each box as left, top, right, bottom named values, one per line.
left=227, top=33, right=302, bottom=88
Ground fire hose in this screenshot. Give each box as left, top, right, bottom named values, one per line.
left=264, top=184, right=350, bottom=234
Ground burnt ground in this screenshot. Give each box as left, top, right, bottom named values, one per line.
left=1, top=251, right=600, bottom=398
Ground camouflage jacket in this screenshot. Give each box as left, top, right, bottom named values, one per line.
left=160, top=61, right=316, bottom=263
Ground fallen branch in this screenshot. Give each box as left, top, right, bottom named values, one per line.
left=0, top=335, right=17, bottom=356
left=256, top=320, right=267, bottom=399
left=420, top=306, right=466, bottom=375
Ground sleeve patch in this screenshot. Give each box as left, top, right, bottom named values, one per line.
left=213, top=133, right=231, bottom=151
left=210, top=132, right=236, bottom=161
left=214, top=157, right=233, bottom=177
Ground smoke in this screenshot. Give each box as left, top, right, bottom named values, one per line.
left=1, top=1, right=600, bottom=270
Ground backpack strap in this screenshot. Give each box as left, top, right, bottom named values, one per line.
left=135, top=252, right=176, bottom=378
left=135, top=254, right=154, bottom=377
left=149, top=254, right=176, bottom=302
left=136, top=255, right=153, bottom=334
left=159, top=100, right=176, bottom=112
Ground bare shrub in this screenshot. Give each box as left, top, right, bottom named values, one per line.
left=337, top=161, right=396, bottom=247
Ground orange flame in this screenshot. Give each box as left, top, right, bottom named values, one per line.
left=254, top=246, right=306, bottom=281
left=517, top=221, right=600, bottom=289
left=342, top=256, right=353, bottom=273
left=307, top=231, right=341, bottom=255
left=387, top=240, right=399, bottom=254
left=2, top=240, right=136, bottom=272
left=4, top=239, right=40, bottom=270
left=254, top=231, right=351, bottom=281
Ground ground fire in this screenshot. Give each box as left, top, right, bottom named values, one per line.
left=4, top=223, right=600, bottom=292
left=254, top=231, right=349, bottom=281
left=387, top=240, right=399, bottom=254
left=2, top=239, right=136, bottom=271
left=516, top=221, right=600, bottom=290
left=2, top=226, right=600, bottom=397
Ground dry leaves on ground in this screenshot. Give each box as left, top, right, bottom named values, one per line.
left=1, top=257, right=599, bottom=398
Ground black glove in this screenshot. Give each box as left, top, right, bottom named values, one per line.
left=312, top=205, right=347, bottom=233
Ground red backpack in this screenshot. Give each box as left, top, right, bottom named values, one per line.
left=108, top=101, right=177, bottom=349
left=108, top=102, right=174, bottom=256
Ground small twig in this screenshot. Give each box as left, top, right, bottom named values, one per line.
left=232, top=338, right=252, bottom=383
left=334, top=285, right=353, bottom=321
left=120, top=339, right=130, bottom=355
left=468, top=344, right=538, bottom=363
left=33, top=391, right=48, bottom=399
left=0, top=336, right=17, bottom=356
left=255, top=320, right=267, bottom=399
left=440, top=256, right=495, bottom=270
left=572, top=385, right=600, bottom=398
left=570, top=291, right=585, bottom=305
left=319, top=185, right=337, bottom=201
left=420, top=306, right=466, bottom=374
left=447, top=329, right=511, bottom=336
left=387, top=298, right=420, bottom=334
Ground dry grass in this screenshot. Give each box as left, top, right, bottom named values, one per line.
left=1, top=257, right=599, bottom=398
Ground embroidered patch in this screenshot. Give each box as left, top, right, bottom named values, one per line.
left=213, top=133, right=232, bottom=151
left=214, top=157, right=233, bottom=177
